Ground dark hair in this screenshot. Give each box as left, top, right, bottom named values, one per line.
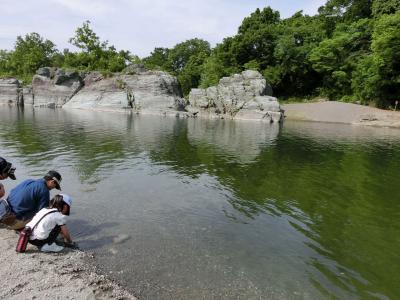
left=44, top=170, right=62, bottom=190
left=44, top=170, right=62, bottom=181
left=49, top=194, right=65, bottom=212
left=0, top=157, right=8, bottom=173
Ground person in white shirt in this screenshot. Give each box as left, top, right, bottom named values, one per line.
left=27, top=194, right=74, bottom=253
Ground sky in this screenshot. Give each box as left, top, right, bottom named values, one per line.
left=0, top=0, right=327, bottom=57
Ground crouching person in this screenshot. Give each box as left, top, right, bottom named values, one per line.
left=27, top=194, right=74, bottom=253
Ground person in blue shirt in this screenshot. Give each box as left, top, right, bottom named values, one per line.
left=1, top=170, right=62, bottom=230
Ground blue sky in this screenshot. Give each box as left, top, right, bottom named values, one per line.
left=0, top=0, right=326, bottom=57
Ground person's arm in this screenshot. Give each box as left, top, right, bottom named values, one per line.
left=60, top=224, right=73, bottom=244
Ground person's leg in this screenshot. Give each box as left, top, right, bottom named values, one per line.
left=29, top=226, right=63, bottom=250
left=38, top=226, right=64, bottom=252
left=43, top=226, right=62, bottom=245
left=29, top=239, right=46, bottom=248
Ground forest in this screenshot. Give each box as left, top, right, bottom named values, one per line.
left=0, top=0, right=399, bottom=107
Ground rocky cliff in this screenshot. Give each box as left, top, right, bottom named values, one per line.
left=0, top=66, right=185, bottom=113
left=187, top=70, right=283, bottom=123
left=0, top=67, right=283, bottom=122
left=63, top=69, right=185, bottom=113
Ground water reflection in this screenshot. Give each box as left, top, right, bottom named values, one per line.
left=0, top=106, right=399, bottom=299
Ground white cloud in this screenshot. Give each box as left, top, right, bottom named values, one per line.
left=302, top=0, right=326, bottom=15
left=0, top=0, right=327, bottom=57
left=49, top=0, right=114, bottom=16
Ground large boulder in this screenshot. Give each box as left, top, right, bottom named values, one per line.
left=64, top=70, right=185, bottom=113
left=36, top=67, right=53, bottom=78
left=32, top=68, right=83, bottom=107
left=122, top=70, right=184, bottom=112
left=0, top=78, right=22, bottom=105
left=188, top=70, right=282, bottom=122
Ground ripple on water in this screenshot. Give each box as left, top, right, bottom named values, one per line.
left=1, top=107, right=400, bottom=299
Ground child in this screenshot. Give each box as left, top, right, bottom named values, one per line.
left=26, top=194, right=74, bottom=252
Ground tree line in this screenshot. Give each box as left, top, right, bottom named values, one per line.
left=0, top=0, right=399, bottom=107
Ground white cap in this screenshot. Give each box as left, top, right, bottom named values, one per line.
left=60, top=194, right=72, bottom=207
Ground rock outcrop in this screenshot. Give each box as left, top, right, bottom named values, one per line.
left=0, top=78, right=22, bottom=105
left=121, top=71, right=184, bottom=112
left=187, top=70, right=283, bottom=122
left=1, top=67, right=284, bottom=123
left=63, top=72, right=129, bottom=110
left=64, top=69, right=185, bottom=112
left=32, top=67, right=83, bottom=107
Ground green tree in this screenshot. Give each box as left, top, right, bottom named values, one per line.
left=351, top=54, right=380, bottom=103
left=200, top=7, right=280, bottom=89
left=317, top=0, right=371, bottom=37
left=8, top=33, right=57, bottom=78
left=371, top=0, right=400, bottom=17
left=142, top=47, right=170, bottom=70
left=238, top=7, right=280, bottom=34
left=265, top=12, right=326, bottom=97
left=66, top=20, right=130, bottom=72
left=0, top=50, right=12, bottom=76
left=144, top=39, right=211, bottom=96
left=319, top=0, right=372, bottom=21
left=233, top=7, right=280, bottom=68
left=309, top=18, right=372, bottom=99
left=200, top=37, right=240, bottom=88
left=69, top=20, right=106, bottom=52
left=166, top=38, right=211, bottom=74
left=169, top=39, right=211, bottom=96
left=353, top=12, right=400, bottom=106
left=178, top=51, right=210, bottom=96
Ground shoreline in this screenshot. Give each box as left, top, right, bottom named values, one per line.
left=0, top=227, right=137, bottom=299
left=282, top=101, right=400, bottom=128
left=2, top=100, right=400, bottom=128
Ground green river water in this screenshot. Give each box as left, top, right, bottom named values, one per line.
left=0, top=106, right=399, bottom=299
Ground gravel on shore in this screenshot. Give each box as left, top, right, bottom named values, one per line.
left=0, top=227, right=137, bottom=300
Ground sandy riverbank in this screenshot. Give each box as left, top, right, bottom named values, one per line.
left=282, top=101, right=400, bottom=128
left=0, top=227, right=136, bottom=299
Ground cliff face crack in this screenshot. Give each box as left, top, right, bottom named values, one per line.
left=126, top=87, right=134, bottom=109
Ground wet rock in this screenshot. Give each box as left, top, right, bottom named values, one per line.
left=113, top=234, right=130, bottom=244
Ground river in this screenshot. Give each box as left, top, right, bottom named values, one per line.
left=1, top=106, right=399, bottom=299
